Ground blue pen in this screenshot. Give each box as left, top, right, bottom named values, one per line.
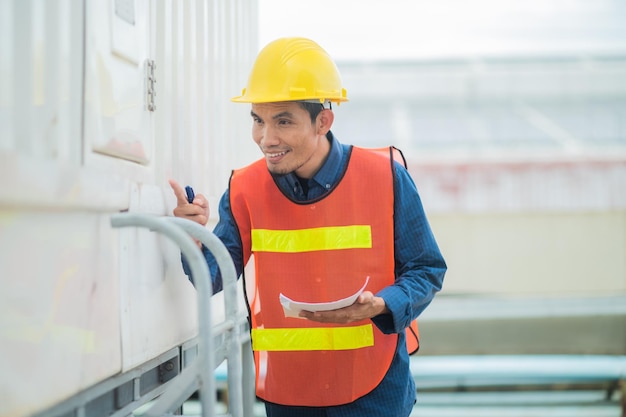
left=185, top=185, right=195, bottom=204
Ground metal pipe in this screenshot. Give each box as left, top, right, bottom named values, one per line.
left=110, top=213, right=216, bottom=417
left=166, top=217, right=245, bottom=417
left=241, top=339, right=256, bottom=417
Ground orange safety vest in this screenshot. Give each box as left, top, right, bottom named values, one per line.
left=230, top=146, right=416, bottom=406
left=369, top=147, right=420, bottom=356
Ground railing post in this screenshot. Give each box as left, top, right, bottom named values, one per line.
left=241, top=339, right=256, bottom=416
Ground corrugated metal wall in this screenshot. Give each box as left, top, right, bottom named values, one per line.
left=152, top=0, right=259, bottom=210
left=0, top=1, right=258, bottom=416
left=0, top=0, right=84, bottom=162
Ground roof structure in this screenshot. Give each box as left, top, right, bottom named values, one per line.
left=331, top=55, right=626, bottom=213
left=333, top=55, right=626, bottom=159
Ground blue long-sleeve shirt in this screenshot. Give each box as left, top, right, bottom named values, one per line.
left=184, top=132, right=446, bottom=416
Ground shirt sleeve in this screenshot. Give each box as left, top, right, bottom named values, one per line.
left=371, top=162, right=447, bottom=334
left=181, top=189, right=244, bottom=294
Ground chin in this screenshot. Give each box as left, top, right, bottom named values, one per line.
left=266, top=163, right=290, bottom=176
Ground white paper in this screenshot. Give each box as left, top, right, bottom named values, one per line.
left=279, top=276, right=370, bottom=318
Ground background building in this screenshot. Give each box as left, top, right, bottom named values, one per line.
left=260, top=0, right=626, bottom=355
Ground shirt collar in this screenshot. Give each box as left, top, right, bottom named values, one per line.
left=272, top=131, right=344, bottom=199
left=311, top=131, right=343, bottom=191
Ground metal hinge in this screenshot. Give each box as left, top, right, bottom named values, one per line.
left=145, top=59, right=156, bottom=112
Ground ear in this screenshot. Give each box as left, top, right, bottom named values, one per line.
left=316, top=109, right=334, bottom=135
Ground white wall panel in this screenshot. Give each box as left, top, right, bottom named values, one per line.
left=0, top=0, right=126, bottom=402
left=0, top=211, right=121, bottom=417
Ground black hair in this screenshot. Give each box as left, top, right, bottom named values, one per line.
left=297, top=101, right=326, bottom=124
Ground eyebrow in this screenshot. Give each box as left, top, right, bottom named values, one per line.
left=272, top=111, right=294, bottom=120
left=250, top=110, right=295, bottom=121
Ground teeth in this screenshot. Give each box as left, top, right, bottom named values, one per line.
left=267, top=151, right=287, bottom=157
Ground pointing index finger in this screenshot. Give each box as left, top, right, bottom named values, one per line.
left=168, top=179, right=189, bottom=205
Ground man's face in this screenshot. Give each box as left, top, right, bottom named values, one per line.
left=250, top=102, right=331, bottom=179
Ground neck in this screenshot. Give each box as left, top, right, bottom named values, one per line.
left=295, top=133, right=331, bottom=179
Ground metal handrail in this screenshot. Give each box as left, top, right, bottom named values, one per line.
left=166, top=217, right=254, bottom=417
left=110, top=213, right=251, bottom=417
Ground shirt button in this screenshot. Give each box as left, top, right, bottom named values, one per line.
left=325, top=183, right=331, bottom=189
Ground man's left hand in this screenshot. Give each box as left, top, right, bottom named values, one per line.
left=298, top=291, right=389, bottom=324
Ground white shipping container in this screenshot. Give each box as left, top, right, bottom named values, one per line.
left=0, top=1, right=258, bottom=416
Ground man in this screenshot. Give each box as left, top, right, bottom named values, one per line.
left=170, top=37, right=446, bottom=417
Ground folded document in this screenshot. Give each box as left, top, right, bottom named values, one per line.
left=279, top=276, right=370, bottom=318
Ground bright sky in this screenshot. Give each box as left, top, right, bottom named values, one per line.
left=259, top=0, right=626, bottom=60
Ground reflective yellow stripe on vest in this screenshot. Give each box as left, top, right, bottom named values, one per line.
left=251, top=225, right=372, bottom=253
left=252, top=324, right=374, bottom=351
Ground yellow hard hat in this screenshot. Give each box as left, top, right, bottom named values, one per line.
left=231, top=37, right=348, bottom=104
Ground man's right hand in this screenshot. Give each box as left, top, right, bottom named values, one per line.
left=168, top=179, right=209, bottom=226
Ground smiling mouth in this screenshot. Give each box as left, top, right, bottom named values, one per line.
left=265, top=150, right=289, bottom=161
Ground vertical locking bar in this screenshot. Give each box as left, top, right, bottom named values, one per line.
left=145, top=59, right=156, bottom=111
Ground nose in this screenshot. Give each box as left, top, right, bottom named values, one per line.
left=259, top=124, right=280, bottom=148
